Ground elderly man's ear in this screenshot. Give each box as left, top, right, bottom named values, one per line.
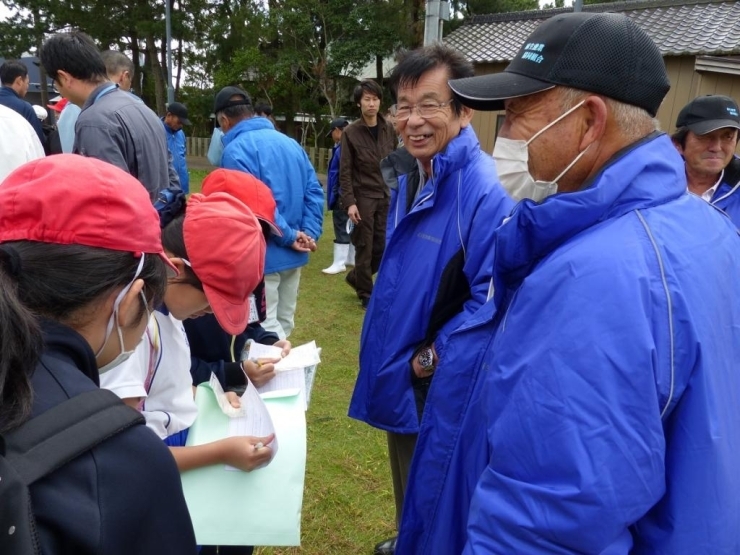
left=578, top=95, right=608, bottom=151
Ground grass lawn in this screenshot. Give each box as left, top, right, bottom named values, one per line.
left=190, top=168, right=395, bottom=554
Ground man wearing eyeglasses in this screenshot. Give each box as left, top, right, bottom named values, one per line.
left=348, top=43, right=513, bottom=555
left=339, top=79, right=397, bottom=309
left=671, top=95, right=740, bottom=227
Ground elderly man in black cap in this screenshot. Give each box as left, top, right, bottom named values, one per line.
left=213, top=85, right=324, bottom=340
left=671, top=94, right=740, bottom=226
left=322, top=117, right=355, bottom=274
left=394, top=11, right=740, bottom=555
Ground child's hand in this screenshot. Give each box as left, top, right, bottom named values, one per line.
left=219, top=434, right=276, bottom=471
left=242, top=359, right=277, bottom=387
left=273, top=339, right=291, bottom=358
left=225, top=391, right=241, bottom=408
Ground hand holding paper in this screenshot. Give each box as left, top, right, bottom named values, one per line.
left=219, top=433, right=275, bottom=471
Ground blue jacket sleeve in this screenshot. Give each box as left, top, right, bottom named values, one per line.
left=299, top=152, right=325, bottom=240
left=464, top=254, right=667, bottom=554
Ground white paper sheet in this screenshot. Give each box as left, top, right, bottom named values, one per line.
left=222, top=375, right=278, bottom=469
left=275, top=340, right=320, bottom=371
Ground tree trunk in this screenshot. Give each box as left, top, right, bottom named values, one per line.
left=146, top=34, right=166, bottom=115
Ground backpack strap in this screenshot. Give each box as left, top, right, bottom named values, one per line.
left=3, top=389, right=144, bottom=485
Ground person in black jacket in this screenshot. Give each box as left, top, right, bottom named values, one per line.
left=0, top=155, right=197, bottom=555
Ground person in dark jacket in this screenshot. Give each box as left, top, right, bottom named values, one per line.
left=671, top=94, right=740, bottom=227
left=348, top=44, right=513, bottom=555
left=322, top=117, right=354, bottom=274
left=340, top=80, right=397, bottom=308
left=0, top=154, right=196, bottom=554
left=0, top=60, right=46, bottom=147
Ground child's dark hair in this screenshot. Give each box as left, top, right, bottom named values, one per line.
left=0, top=242, right=167, bottom=432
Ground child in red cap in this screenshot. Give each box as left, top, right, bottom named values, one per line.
left=184, top=169, right=292, bottom=393
left=0, top=155, right=196, bottom=554
left=100, top=189, right=275, bottom=473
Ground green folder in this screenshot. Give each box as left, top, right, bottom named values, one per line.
left=181, top=383, right=306, bottom=546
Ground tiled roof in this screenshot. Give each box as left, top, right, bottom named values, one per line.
left=445, top=0, right=740, bottom=63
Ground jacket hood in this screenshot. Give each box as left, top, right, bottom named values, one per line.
left=493, top=132, right=686, bottom=296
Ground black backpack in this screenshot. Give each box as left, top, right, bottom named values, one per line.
left=0, top=389, right=144, bottom=554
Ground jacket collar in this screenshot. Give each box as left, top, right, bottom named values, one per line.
left=41, top=319, right=100, bottom=386
left=493, top=132, right=686, bottom=297
left=0, top=85, right=20, bottom=98
left=429, top=126, right=481, bottom=184
left=223, top=116, right=274, bottom=146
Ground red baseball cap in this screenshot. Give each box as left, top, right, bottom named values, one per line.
left=48, top=98, right=69, bottom=112
left=184, top=192, right=266, bottom=335
left=201, top=168, right=282, bottom=236
left=0, top=155, right=177, bottom=274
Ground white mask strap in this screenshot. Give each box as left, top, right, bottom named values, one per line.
left=526, top=100, right=586, bottom=147
left=549, top=144, right=591, bottom=185
left=95, top=254, right=146, bottom=357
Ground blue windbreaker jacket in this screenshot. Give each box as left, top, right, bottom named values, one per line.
left=327, top=142, right=341, bottom=210
left=348, top=126, right=513, bottom=433
left=449, top=134, right=740, bottom=554
left=163, top=120, right=189, bottom=193
left=221, top=117, right=324, bottom=274
left=397, top=293, right=499, bottom=555
left=709, top=157, right=740, bottom=227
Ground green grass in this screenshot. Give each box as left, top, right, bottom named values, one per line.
left=189, top=167, right=395, bottom=554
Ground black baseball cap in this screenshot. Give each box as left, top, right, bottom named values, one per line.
left=676, top=95, right=740, bottom=135
left=326, top=118, right=348, bottom=137
left=449, top=13, right=670, bottom=117
left=166, top=102, right=191, bottom=125
left=214, top=86, right=252, bottom=114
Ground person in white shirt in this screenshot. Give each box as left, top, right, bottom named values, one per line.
left=0, top=104, right=45, bottom=181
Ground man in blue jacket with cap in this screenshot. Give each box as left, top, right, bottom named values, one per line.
left=407, top=12, right=740, bottom=554
left=214, top=85, right=324, bottom=339
left=671, top=94, right=740, bottom=227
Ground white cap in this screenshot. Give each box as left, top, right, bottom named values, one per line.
left=32, top=105, right=48, bottom=121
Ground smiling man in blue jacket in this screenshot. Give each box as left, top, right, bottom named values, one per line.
left=348, top=44, right=513, bottom=555
left=418, top=12, right=740, bottom=554
left=671, top=94, right=740, bottom=227
left=214, top=86, right=324, bottom=339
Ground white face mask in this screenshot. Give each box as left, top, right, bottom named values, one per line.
left=96, top=256, right=148, bottom=374
left=493, top=100, right=590, bottom=202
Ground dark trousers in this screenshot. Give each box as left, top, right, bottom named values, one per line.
left=346, top=196, right=388, bottom=300
left=332, top=208, right=350, bottom=244
left=387, top=431, right=418, bottom=530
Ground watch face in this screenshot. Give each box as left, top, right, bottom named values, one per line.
left=418, top=347, right=434, bottom=370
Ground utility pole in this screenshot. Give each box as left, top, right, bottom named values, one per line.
left=423, top=0, right=451, bottom=45
left=165, top=0, right=175, bottom=104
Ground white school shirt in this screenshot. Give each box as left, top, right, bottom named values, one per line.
left=0, top=104, right=45, bottom=181
left=100, top=310, right=198, bottom=439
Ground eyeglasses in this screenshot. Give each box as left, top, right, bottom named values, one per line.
left=390, top=99, right=454, bottom=121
